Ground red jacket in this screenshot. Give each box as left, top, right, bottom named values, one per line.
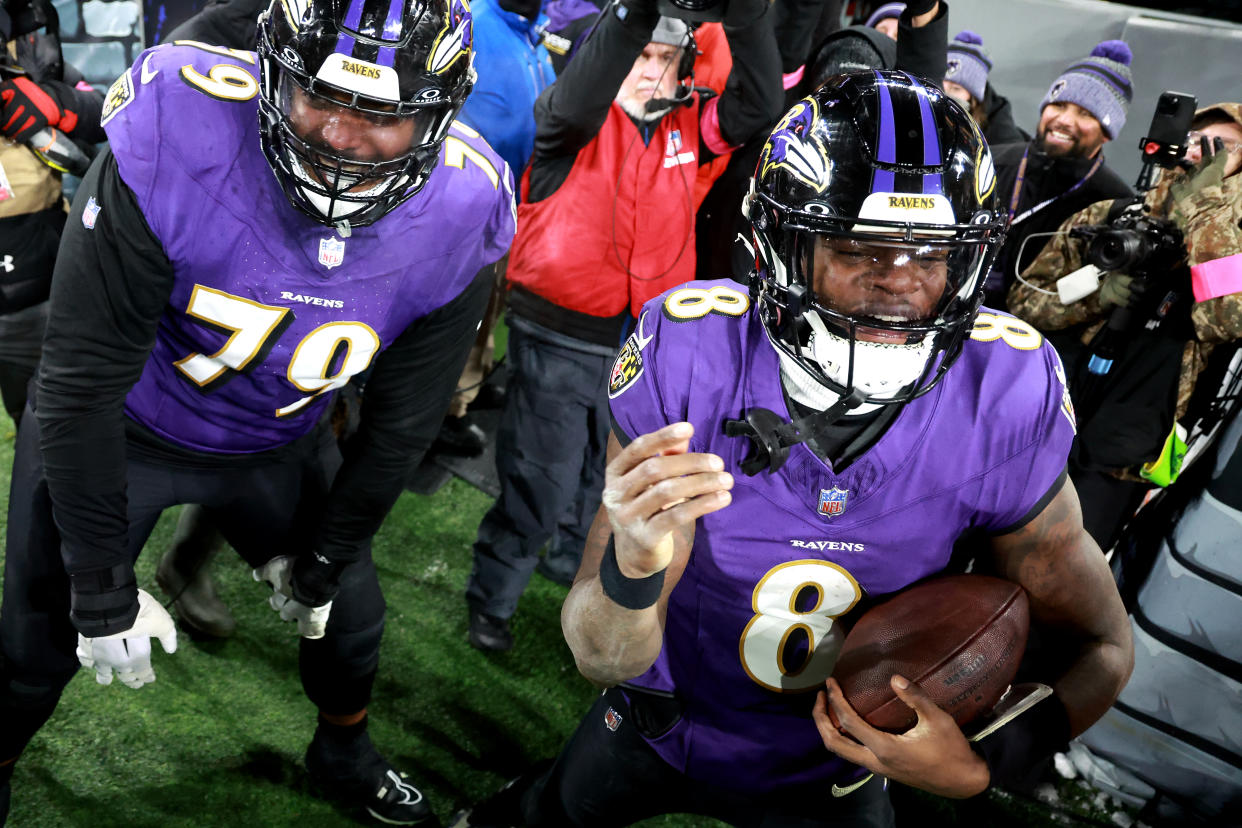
left=507, top=100, right=701, bottom=319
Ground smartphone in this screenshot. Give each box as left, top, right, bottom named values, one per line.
left=1140, top=91, right=1198, bottom=169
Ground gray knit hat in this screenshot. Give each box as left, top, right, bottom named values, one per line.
left=1040, top=40, right=1134, bottom=138
left=864, top=2, right=904, bottom=28
left=944, top=30, right=991, bottom=103
left=650, top=16, right=690, bottom=47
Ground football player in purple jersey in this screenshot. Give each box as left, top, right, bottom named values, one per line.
left=455, top=72, right=1133, bottom=827
left=0, top=0, right=514, bottom=824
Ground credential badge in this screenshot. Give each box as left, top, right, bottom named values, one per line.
left=318, top=237, right=345, bottom=269
left=817, top=486, right=849, bottom=517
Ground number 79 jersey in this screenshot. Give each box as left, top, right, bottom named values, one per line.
left=98, top=43, right=515, bottom=453
left=608, top=280, right=1076, bottom=793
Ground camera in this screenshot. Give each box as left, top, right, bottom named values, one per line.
left=1071, top=211, right=1185, bottom=276
left=656, top=0, right=726, bottom=23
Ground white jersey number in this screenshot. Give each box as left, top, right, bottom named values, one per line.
left=739, top=560, right=862, bottom=693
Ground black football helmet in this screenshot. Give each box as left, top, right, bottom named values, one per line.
left=257, top=0, right=474, bottom=226
left=745, top=71, right=1005, bottom=406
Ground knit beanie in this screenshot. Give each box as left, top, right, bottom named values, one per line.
left=944, top=30, right=991, bottom=103
left=864, top=2, right=905, bottom=28
left=1040, top=40, right=1134, bottom=138
left=650, top=15, right=690, bottom=47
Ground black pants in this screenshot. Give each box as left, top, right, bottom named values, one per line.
left=0, top=405, right=387, bottom=762
left=472, top=687, right=896, bottom=828
left=465, top=323, right=611, bottom=619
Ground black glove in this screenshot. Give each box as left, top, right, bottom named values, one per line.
left=0, top=76, right=76, bottom=143
left=723, top=0, right=769, bottom=28
left=904, top=0, right=939, bottom=17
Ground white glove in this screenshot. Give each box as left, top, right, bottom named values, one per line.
left=252, top=555, right=333, bottom=639
left=75, top=588, right=178, bottom=689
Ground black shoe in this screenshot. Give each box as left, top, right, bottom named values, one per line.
left=535, top=556, right=576, bottom=587
left=306, top=733, right=438, bottom=826
left=469, top=382, right=506, bottom=411
left=432, top=414, right=486, bottom=457
left=468, top=610, right=513, bottom=652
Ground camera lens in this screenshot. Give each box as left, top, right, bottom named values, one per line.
left=1089, top=230, right=1146, bottom=273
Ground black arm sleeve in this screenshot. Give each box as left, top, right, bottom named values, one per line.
left=37, top=148, right=176, bottom=636
left=527, top=2, right=658, bottom=201
left=894, top=1, right=949, bottom=88
left=294, top=263, right=494, bottom=603
left=772, top=0, right=832, bottom=73
left=53, top=64, right=106, bottom=145
left=713, top=0, right=784, bottom=149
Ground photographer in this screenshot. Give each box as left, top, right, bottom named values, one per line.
left=1009, top=102, right=1242, bottom=551
left=463, top=0, right=781, bottom=651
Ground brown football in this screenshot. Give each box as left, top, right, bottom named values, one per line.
left=832, top=574, right=1029, bottom=733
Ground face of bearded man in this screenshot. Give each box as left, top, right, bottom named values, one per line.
left=616, top=42, right=683, bottom=122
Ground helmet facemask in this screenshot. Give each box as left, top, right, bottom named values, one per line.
left=256, top=0, right=474, bottom=228
left=753, top=200, right=999, bottom=408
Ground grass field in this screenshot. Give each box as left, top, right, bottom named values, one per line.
left=0, top=422, right=1137, bottom=828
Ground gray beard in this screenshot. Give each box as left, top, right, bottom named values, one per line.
left=619, top=96, right=668, bottom=123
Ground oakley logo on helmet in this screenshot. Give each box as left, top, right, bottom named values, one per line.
left=759, top=98, right=832, bottom=193
left=428, top=0, right=472, bottom=75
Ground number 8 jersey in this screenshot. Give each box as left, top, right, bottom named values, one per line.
left=608, top=279, right=1077, bottom=793
left=98, top=42, right=515, bottom=453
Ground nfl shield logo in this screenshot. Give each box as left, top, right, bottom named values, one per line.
left=604, top=706, right=623, bottom=732
left=318, top=237, right=345, bottom=269
left=817, top=487, right=848, bottom=517
left=82, top=196, right=101, bottom=229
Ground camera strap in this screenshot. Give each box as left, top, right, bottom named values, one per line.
left=1008, top=146, right=1103, bottom=225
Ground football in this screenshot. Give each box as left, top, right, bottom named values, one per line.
left=831, top=574, right=1029, bottom=733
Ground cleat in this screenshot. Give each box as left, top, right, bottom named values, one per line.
left=156, top=546, right=236, bottom=640
left=307, top=733, right=438, bottom=826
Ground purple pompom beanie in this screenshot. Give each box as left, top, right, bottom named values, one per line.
left=864, top=2, right=905, bottom=28
left=1040, top=40, right=1134, bottom=138
left=944, top=30, right=991, bottom=103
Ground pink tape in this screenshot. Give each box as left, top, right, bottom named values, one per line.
left=700, top=96, right=734, bottom=156
left=783, top=65, right=805, bottom=90
left=1191, top=252, right=1242, bottom=303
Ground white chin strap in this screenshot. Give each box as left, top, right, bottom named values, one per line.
left=775, top=309, right=933, bottom=412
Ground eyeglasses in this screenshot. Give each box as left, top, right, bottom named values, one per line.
left=1186, top=131, right=1242, bottom=155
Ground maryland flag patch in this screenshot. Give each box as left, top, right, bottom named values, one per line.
left=100, top=68, right=135, bottom=127
left=608, top=333, right=644, bottom=399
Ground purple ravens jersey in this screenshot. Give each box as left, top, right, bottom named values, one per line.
left=98, top=42, right=515, bottom=453
left=607, top=279, right=1076, bottom=793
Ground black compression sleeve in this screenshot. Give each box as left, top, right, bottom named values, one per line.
left=309, top=263, right=494, bottom=576
left=713, top=0, right=783, bottom=149
left=527, top=2, right=657, bottom=202
left=37, top=148, right=176, bottom=636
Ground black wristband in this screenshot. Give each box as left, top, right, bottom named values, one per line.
left=972, top=693, right=1072, bottom=791
left=599, top=537, right=666, bottom=610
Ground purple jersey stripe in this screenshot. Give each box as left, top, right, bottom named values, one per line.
left=910, top=75, right=944, bottom=195
left=872, top=70, right=896, bottom=193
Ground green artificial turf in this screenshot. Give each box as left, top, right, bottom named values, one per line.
left=0, top=425, right=1136, bottom=827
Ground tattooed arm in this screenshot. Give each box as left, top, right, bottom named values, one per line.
left=988, top=476, right=1134, bottom=735
left=561, top=424, right=733, bottom=687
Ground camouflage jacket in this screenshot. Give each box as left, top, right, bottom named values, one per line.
left=1009, top=104, right=1242, bottom=476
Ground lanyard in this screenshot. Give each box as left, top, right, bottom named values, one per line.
left=1007, top=145, right=1104, bottom=225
